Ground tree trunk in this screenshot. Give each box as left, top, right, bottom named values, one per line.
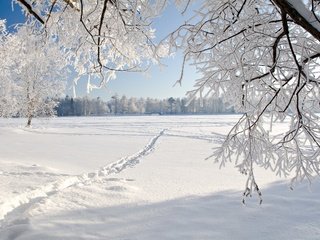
left=26, top=116, right=32, bottom=127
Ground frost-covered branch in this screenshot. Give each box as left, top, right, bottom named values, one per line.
left=170, top=0, right=320, bottom=201
left=16, top=0, right=45, bottom=24
left=273, top=0, right=320, bottom=41
left=0, top=24, right=67, bottom=125
left=13, top=0, right=168, bottom=88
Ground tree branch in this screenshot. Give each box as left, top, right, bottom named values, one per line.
left=16, top=0, right=45, bottom=24
left=273, top=0, right=320, bottom=41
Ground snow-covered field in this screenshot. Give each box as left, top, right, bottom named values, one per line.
left=0, top=115, right=319, bottom=240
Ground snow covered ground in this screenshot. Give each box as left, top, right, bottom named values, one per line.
left=0, top=115, right=319, bottom=240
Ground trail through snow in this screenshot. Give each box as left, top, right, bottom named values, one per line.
left=0, top=116, right=319, bottom=240
left=0, top=129, right=165, bottom=228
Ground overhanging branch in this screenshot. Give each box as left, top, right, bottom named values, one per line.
left=16, top=0, right=45, bottom=24
left=272, top=0, right=320, bottom=41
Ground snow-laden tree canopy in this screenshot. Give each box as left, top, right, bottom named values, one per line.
left=4, top=0, right=320, bottom=200
left=0, top=20, right=18, bottom=118
left=0, top=24, right=67, bottom=125
left=14, top=0, right=171, bottom=88
left=168, top=0, right=320, bottom=201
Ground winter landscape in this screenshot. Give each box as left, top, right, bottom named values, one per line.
left=0, top=115, right=319, bottom=239
left=1, top=0, right=320, bottom=239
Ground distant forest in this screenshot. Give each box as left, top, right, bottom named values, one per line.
left=55, top=95, right=235, bottom=116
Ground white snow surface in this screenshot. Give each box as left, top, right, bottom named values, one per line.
left=0, top=115, right=319, bottom=240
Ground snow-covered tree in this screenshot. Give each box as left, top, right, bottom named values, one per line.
left=128, top=97, right=139, bottom=114
left=0, top=20, right=19, bottom=117
left=169, top=0, right=320, bottom=201
left=168, top=97, right=176, bottom=114
left=119, top=95, right=129, bottom=114
left=0, top=25, right=66, bottom=126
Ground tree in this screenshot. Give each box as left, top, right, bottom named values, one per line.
left=0, top=24, right=66, bottom=126
left=169, top=0, right=320, bottom=201
left=111, top=95, right=120, bottom=115
left=70, top=97, right=75, bottom=116
left=128, top=97, right=139, bottom=114
left=168, top=97, right=176, bottom=114
left=119, top=95, right=129, bottom=114
left=94, top=97, right=107, bottom=115
left=0, top=20, right=19, bottom=117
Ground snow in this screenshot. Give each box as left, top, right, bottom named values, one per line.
left=0, top=115, right=319, bottom=239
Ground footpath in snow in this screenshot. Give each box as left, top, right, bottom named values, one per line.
left=0, top=128, right=165, bottom=226
left=0, top=116, right=319, bottom=240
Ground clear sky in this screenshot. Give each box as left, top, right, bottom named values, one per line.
left=0, top=1, right=199, bottom=100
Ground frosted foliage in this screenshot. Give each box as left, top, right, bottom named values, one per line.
left=170, top=0, right=320, bottom=199
left=0, top=20, right=17, bottom=117
left=0, top=63, right=18, bottom=116
left=0, top=25, right=66, bottom=124
left=0, top=19, right=6, bottom=35
left=15, top=0, right=168, bottom=87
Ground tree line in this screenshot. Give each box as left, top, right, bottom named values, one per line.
left=56, top=95, right=235, bottom=116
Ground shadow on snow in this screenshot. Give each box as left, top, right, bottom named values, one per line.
left=1, top=180, right=320, bottom=240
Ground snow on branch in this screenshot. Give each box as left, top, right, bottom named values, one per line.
left=273, top=0, right=320, bottom=41
left=12, top=0, right=168, bottom=88
left=168, top=0, right=320, bottom=198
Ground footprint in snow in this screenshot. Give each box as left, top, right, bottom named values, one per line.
left=106, top=186, right=127, bottom=192
left=105, top=178, right=135, bottom=182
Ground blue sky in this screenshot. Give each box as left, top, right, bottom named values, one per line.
left=0, top=1, right=198, bottom=100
